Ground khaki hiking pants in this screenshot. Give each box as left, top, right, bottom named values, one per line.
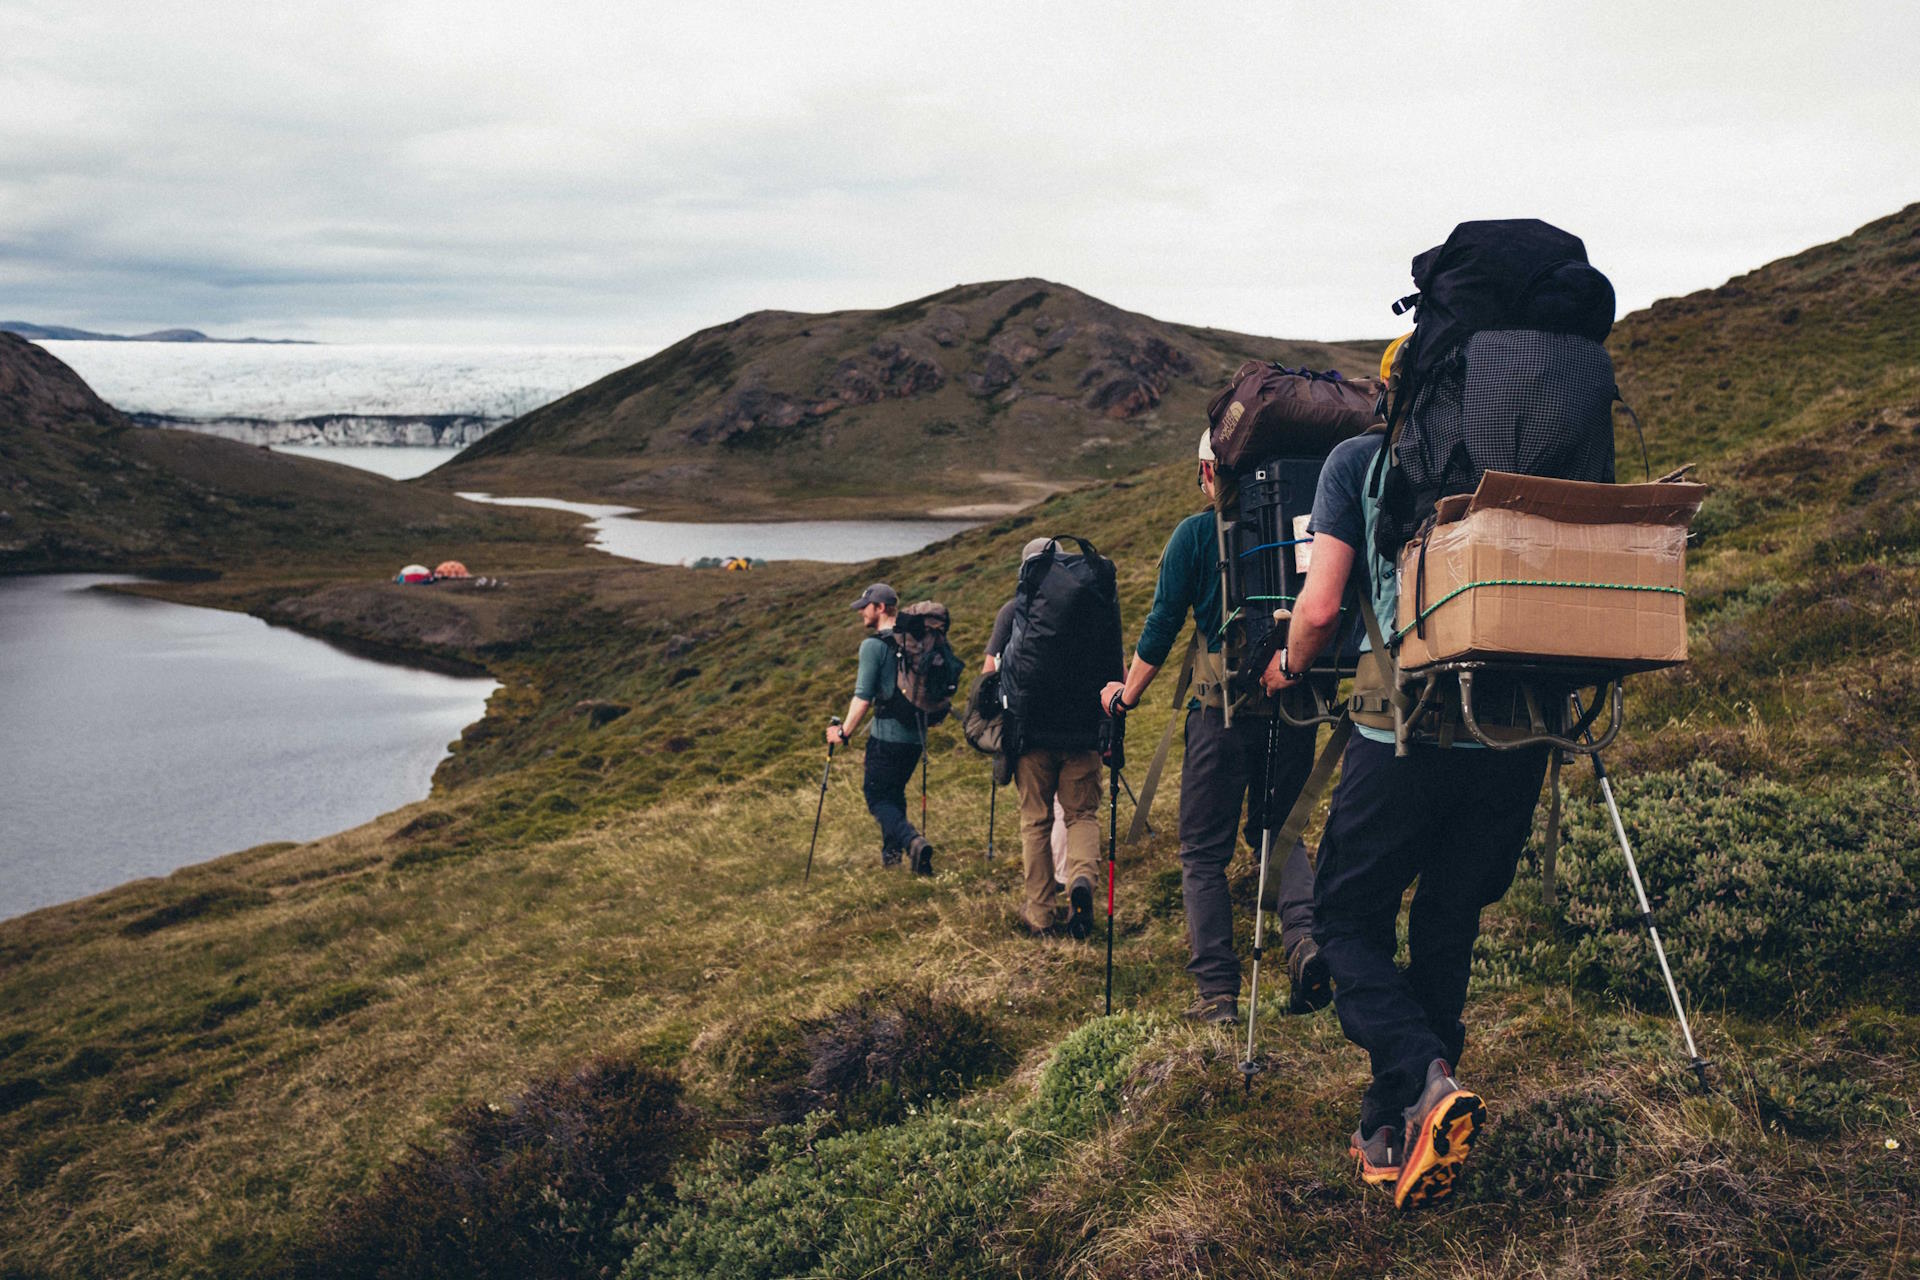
left=1015, top=748, right=1103, bottom=931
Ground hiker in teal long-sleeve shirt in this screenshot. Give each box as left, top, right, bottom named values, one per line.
left=1099, top=429, right=1328, bottom=1026
left=829, top=582, right=934, bottom=875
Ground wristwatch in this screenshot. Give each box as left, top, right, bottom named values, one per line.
left=1278, top=648, right=1300, bottom=681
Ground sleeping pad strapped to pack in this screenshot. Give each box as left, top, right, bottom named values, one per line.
left=997, top=536, right=1124, bottom=756
left=1373, top=218, right=1621, bottom=560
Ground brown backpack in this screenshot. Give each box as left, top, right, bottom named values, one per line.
left=1206, top=361, right=1383, bottom=469
left=881, top=601, right=961, bottom=727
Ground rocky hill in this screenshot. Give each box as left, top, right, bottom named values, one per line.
left=0, top=333, right=576, bottom=573
left=432, top=279, right=1385, bottom=515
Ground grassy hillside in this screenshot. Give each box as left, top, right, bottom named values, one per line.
left=4, top=212, right=1920, bottom=1279
left=0, top=333, right=587, bottom=575
left=430, top=278, right=1386, bottom=517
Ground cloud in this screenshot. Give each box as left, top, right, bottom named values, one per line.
left=1, top=0, right=1915, bottom=344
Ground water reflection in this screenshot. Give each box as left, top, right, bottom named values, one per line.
left=0, top=576, right=496, bottom=919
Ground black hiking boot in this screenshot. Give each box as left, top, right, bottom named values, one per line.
left=1393, top=1060, right=1485, bottom=1211
left=1286, top=938, right=1333, bottom=1015
left=909, top=836, right=934, bottom=877
left=881, top=845, right=903, bottom=868
left=1179, top=993, right=1238, bottom=1026
left=1067, top=878, right=1095, bottom=940
left=1349, top=1124, right=1403, bottom=1189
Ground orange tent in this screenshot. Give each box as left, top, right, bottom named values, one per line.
left=434, top=560, right=471, bottom=579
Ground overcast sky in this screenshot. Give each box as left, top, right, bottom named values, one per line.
left=2, top=0, right=1915, bottom=347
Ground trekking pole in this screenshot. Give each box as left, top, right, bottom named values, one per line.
left=1572, top=696, right=1712, bottom=1093
left=987, top=775, right=997, bottom=860
left=803, top=717, right=842, bottom=883
left=919, top=710, right=930, bottom=842
left=1241, top=700, right=1285, bottom=1092
left=1106, top=750, right=1118, bottom=1016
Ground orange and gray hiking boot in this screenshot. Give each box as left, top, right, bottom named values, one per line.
left=1349, top=1124, right=1403, bottom=1188
left=1393, top=1060, right=1485, bottom=1210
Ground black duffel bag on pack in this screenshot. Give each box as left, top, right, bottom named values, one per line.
left=998, top=536, right=1124, bottom=757
left=1372, top=218, right=1621, bottom=559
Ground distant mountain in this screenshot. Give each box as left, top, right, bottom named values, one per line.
left=0, top=333, right=562, bottom=572
left=0, top=321, right=313, bottom=344
left=430, top=279, right=1386, bottom=517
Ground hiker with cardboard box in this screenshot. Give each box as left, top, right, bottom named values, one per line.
left=1258, top=220, right=1708, bottom=1211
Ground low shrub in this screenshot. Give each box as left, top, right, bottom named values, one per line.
left=1542, top=762, right=1920, bottom=1016
left=618, top=1015, right=1159, bottom=1280
left=1747, top=1053, right=1910, bottom=1137
left=800, top=989, right=1009, bottom=1126
left=302, top=1057, right=691, bottom=1280
left=1460, top=1085, right=1629, bottom=1206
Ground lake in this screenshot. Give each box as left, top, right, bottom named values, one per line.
left=0, top=576, right=498, bottom=921
left=456, top=494, right=976, bottom=564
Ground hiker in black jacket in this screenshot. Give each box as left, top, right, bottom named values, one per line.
left=1099, top=431, right=1328, bottom=1025
left=1260, top=427, right=1547, bottom=1208
left=990, top=539, right=1102, bottom=938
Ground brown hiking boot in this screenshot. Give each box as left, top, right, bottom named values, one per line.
left=1180, top=993, right=1238, bottom=1025
left=1349, top=1124, right=1403, bottom=1188
left=1393, top=1060, right=1485, bottom=1210
left=909, top=836, right=934, bottom=877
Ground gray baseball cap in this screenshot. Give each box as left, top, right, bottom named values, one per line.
left=1022, top=537, right=1055, bottom=561
left=850, top=582, right=898, bottom=609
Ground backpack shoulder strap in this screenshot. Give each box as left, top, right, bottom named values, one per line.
left=1125, top=629, right=1199, bottom=846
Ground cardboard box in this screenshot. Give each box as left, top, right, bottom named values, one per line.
left=1395, top=471, right=1708, bottom=672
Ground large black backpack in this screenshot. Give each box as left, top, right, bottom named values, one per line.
left=998, top=537, right=1124, bottom=755
left=1373, top=219, right=1619, bottom=558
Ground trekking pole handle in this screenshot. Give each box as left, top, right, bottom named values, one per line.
left=827, top=715, right=843, bottom=752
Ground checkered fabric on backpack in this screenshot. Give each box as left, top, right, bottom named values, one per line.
left=1371, top=329, right=1617, bottom=558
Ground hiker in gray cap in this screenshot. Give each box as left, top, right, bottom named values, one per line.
left=829, top=582, right=935, bottom=873
left=985, top=539, right=1102, bottom=937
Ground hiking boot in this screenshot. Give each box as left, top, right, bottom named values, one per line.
left=1067, top=878, right=1095, bottom=941
left=1179, top=993, right=1239, bottom=1026
left=1349, top=1124, right=1403, bottom=1189
left=1286, top=938, right=1333, bottom=1015
left=1393, top=1060, right=1485, bottom=1211
left=881, top=846, right=903, bottom=868
left=909, top=836, right=934, bottom=877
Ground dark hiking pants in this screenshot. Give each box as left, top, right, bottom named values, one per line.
left=862, top=736, right=924, bottom=854
left=1311, top=734, right=1548, bottom=1136
left=1178, top=705, right=1318, bottom=999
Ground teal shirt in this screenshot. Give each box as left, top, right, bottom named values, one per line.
left=1135, top=511, right=1224, bottom=665
left=855, top=632, right=920, bottom=743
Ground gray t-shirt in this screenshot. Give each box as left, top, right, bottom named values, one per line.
left=1308, top=433, right=1396, bottom=746
left=985, top=597, right=1017, bottom=659
left=1311, top=431, right=1480, bottom=748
